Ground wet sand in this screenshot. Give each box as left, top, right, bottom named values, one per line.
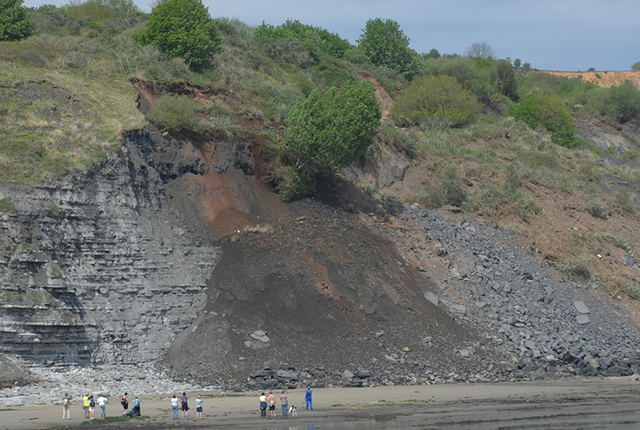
left=2, top=377, right=640, bottom=429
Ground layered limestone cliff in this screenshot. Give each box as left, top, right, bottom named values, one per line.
left=0, top=128, right=219, bottom=366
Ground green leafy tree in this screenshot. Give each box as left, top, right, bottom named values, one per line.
left=392, top=75, right=480, bottom=127
left=134, top=0, right=223, bottom=69
left=495, top=59, right=519, bottom=101
left=507, top=91, right=575, bottom=148
left=0, top=0, right=35, bottom=41
left=284, top=80, right=381, bottom=175
left=422, top=48, right=440, bottom=59
left=632, top=61, right=640, bottom=71
left=357, top=18, right=419, bottom=79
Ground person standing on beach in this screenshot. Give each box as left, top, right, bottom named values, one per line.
left=280, top=391, right=288, bottom=417
left=259, top=392, right=267, bottom=417
left=120, top=392, right=129, bottom=416
left=305, top=386, right=313, bottom=410
left=62, top=392, right=72, bottom=420
left=88, top=395, right=95, bottom=419
left=195, top=395, right=203, bottom=420
left=83, top=394, right=90, bottom=419
left=268, top=391, right=277, bottom=418
left=97, top=394, right=108, bottom=418
left=181, top=392, right=189, bottom=419
left=171, top=395, right=179, bottom=419
left=132, top=396, right=141, bottom=415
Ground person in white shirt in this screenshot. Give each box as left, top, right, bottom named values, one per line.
left=97, top=395, right=108, bottom=418
left=195, top=396, right=203, bottom=420
left=171, top=395, right=179, bottom=419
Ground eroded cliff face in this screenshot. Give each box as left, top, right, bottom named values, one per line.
left=0, top=128, right=219, bottom=366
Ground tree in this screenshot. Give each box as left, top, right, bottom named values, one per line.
left=495, top=59, right=519, bottom=101
left=357, top=18, right=419, bottom=79
left=507, top=91, right=575, bottom=148
left=284, top=80, right=381, bottom=175
left=632, top=61, right=640, bottom=71
left=0, top=0, right=35, bottom=41
left=134, top=0, right=223, bottom=69
left=465, top=42, right=495, bottom=60
left=391, top=75, right=479, bottom=127
left=422, top=48, right=440, bottom=59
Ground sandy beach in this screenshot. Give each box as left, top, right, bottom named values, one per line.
left=2, top=377, right=640, bottom=429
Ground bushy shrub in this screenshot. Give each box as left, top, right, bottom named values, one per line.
left=263, top=38, right=314, bottom=68
left=255, top=19, right=350, bottom=58
left=272, top=165, right=313, bottom=201
left=420, top=56, right=497, bottom=102
left=507, top=91, right=576, bottom=148
left=601, top=82, right=640, bottom=123
left=284, top=80, right=381, bottom=176
left=343, top=46, right=367, bottom=64
left=392, top=75, right=479, bottom=127
left=415, top=167, right=468, bottom=208
left=146, top=94, right=207, bottom=133
left=134, top=0, right=223, bottom=70
left=614, top=190, right=639, bottom=214
left=585, top=203, right=608, bottom=220
left=556, top=256, right=592, bottom=280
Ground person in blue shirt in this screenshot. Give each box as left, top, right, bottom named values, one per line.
left=305, top=386, right=313, bottom=410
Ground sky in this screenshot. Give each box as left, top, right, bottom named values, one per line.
left=23, top=0, right=640, bottom=71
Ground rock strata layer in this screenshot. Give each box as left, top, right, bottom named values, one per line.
left=0, top=128, right=218, bottom=367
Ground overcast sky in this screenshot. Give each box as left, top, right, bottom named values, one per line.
left=23, top=0, right=639, bottom=71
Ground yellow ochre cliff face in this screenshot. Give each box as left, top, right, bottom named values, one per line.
left=542, top=70, right=640, bottom=89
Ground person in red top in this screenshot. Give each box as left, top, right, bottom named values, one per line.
left=267, top=391, right=277, bottom=418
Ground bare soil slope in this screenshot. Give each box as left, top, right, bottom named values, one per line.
left=542, top=70, right=640, bottom=89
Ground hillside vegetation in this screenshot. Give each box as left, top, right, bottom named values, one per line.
left=2, top=0, right=640, bottom=309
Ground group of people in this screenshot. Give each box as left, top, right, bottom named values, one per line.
left=170, top=392, right=204, bottom=420
left=62, top=387, right=313, bottom=422
left=259, top=386, right=313, bottom=418
left=120, top=392, right=142, bottom=417
left=62, top=393, right=109, bottom=420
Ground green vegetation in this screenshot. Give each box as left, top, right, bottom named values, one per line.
left=392, top=75, right=479, bottom=127
left=146, top=94, right=207, bottom=134
left=255, top=19, right=349, bottom=58
left=134, top=0, right=223, bottom=70
left=518, top=72, right=640, bottom=126
left=357, top=18, right=419, bottom=79
left=506, top=92, right=576, bottom=148
left=631, top=62, right=640, bottom=72
left=420, top=56, right=519, bottom=102
left=283, top=80, right=381, bottom=176
left=0, top=0, right=35, bottom=41
left=2, top=1, right=640, bottom=299
left=556, top=256, right=592, bottom=280
left=0, top=198, right=17, bottom=214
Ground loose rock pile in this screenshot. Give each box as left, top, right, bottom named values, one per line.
left=406, top=204, right=640, bottom=379
left=0, top=364, right=214, bottom=406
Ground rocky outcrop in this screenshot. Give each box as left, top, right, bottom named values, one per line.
left=0, top=128, right=219, bottom=366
